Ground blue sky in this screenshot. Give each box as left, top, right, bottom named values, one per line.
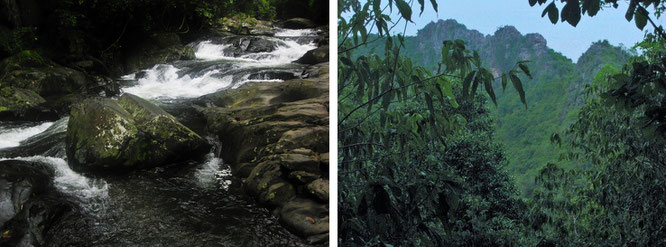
left=345, top=1, right=665, bottom=61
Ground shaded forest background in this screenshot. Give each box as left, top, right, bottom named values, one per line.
left=0, top=0, right=327, bottom=76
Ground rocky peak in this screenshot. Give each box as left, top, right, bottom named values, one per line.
left=493, top=26, right=522, bottom=41
left=416, top=19, right=485, bottom=48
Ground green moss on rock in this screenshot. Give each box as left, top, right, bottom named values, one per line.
left=66, top=94, right=207, bottom=173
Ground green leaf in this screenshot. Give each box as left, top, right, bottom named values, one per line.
left=501, top=74, right=508, bottom=91
left=510, top=73, right=527, bottom=108
left=542, top=2, right=559, bottom=24
left=425, top=93, right=435, bottom=114
left=341, top=57, right=354, bottom=67
left=582, top=0, right=600, bottom=16
left=561, top=0, right=581, bottom=27
left=626, top=0, right=637, bottom=21
left=635, top=7, right=648, bottom=30
left=518, top=62, right=532, bottom=79
left=395, top=0, right=412, bottom=22
left=429, top=0, right=438, bottom=12
left=482, top=74, right=497, bottom=106
left=462, top=71, right=476, bottom=97
left=418, top=0, right=424, bottom=15
left=529, top=0, right=538, bottom=6
left=471, top=72, right=480, bottom=96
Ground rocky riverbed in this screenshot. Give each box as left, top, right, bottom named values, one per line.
left=0, top=18, right=329, bottom=246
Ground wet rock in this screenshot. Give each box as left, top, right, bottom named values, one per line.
left=279, top=198, right=329, bottom=241
left=201, top=63, right=329, bottom=241
left=0, top=160, right=71, bottom=247
left=66, top=93, right=207, bottom=173
left=213, top=16, right=275, bottom=36
left=212, top=36, right=279, bottom=57
left=306, top=178, right=328, bottom=202
left=279, top=18, right=317, bottom=29
left=289, top=171, right=320, bottom=184
left=294, top=45, right=328, bottom=65
left=0, top=50, right=87, bottom=97
left=0, top=86, right=45, bottom=116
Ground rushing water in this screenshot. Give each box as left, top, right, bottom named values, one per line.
left=0, top=29, right=320, bottom=246
left=121, top=29, right=317, bottom=100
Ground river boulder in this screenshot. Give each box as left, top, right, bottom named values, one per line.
left=65, top=93, right=207, bottom=173
left=294, top=45, right=329, bottom=65
left=0, top=50, right=87, bottom=97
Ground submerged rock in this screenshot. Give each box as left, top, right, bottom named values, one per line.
left=66, top=93, right=207, bottom=173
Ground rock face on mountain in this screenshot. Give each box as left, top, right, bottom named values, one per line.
left=65, top=94, right=207, bottom=173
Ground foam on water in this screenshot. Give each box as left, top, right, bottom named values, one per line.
left=121, top=30, right=316, bottom=100
left=193, top=38, right=316, bottom=65
left=194, top=156, right=233, bottom=190
left=0, top=156, right=109, bottom=211
left=122, top=64, right=233, bottom=99
left=274, top=28, right=318, bottom=37
left=0, top=122, right=54, bottom=149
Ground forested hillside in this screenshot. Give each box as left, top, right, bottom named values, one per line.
left=340, top=0, right=666, bottom=245
left=355, top=19, right=634, bottom=194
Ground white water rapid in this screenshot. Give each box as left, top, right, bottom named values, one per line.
left=121, top=29, right=318, bottom=100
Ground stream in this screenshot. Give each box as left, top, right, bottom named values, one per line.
left=0, top=28, right=320, bottom=246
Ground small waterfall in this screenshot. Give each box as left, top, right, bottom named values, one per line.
left=0, top=121, right=54, bottom=149
left=0, top=156, right=110, bottom=213
left=120, top=29, right=317, bottom=100
left=0, top=118, right=109, bottom=214
left=122, top=64, right=233, bottom=99
left=274, top=28, right=318, bottom=37
left=194, top=136, right=233, bottom=190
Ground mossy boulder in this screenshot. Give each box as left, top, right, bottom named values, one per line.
left=0, top=86, right=44, bottom=112
left=294, top=45, right=328, bottom=65
left=0, top=86, right=59, bottom=120
left=212, top=16, right=275, bottom=36
left=0, top=50, right=87, bottom=97
left=66, top=94, right=207, bottom=173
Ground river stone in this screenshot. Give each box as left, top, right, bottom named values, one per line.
left=0, top=86, right=45, bottom=115
left=279, top=198, right=329, bottom=239
left=0, top=50, right=87, bottom=96
left=306, top=178, right=328, bottom=202
left=294, top=45, right=329, bottom=65
left=66, top=94, right=207, bottom=172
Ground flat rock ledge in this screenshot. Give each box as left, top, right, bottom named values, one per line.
left=202, top=63, right=329, bottom=244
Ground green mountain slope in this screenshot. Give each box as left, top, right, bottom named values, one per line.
left=354, top=19, right=634, bottom=194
